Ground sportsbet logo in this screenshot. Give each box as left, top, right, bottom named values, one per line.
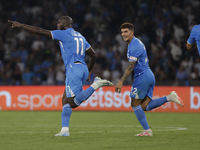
left=0, top=89, right=62, bottom=111
left=0, top=91, right=12, bottom=109
left=81, top=88, right=131, bottom=108
left=190, top=87, right=200, bottom=109
left=0, top=87, right=200, bottom=111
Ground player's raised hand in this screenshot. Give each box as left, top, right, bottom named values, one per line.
left=8, top=20, right=22, bottom=28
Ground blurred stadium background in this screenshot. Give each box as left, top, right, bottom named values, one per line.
left=1, top=1, right=200, bottom=150
left=0, top=0, right=200, bottom=86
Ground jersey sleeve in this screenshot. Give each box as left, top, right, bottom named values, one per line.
left=187, top=26, right=196, bottom=45
left=128, top=45, right=143, bottom=62
left=51, top=30, right=65, bottom=41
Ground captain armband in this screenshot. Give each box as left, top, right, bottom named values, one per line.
left=129, top=56, right=138, bottom=61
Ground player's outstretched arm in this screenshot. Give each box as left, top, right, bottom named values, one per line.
left=8, top=20, right=51, bottom=38
left=115, top=61, right=136, bottom=93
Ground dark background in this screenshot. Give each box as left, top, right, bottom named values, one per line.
left=0, top=0, right=200, bottom=86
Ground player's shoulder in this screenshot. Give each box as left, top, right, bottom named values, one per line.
left=192, top=24, right=200, bottom=30
left=131, top=37, right=144, bottom=48
left=69, top=28, right=81, bottom=36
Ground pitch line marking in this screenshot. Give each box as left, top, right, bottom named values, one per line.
left=0, top=127, right=187, bottom=134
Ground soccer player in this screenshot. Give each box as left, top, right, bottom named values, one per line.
left=8, top=16, right=113, bottom=136
left=186, top=24, right=200, bottom=54
left=115, top=22, right=184, bottom=136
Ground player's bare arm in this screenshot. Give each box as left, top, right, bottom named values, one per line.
left=85, top=47, right=96, bottom=81
left=115, top=61, right=136, bottom=93
left=86, top=47, right=96, bottom=72
left=8, top=20, right=51, bottom=38
left=186, top=42, right=192, bottom=50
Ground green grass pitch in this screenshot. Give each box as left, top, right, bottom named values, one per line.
left=0, top=111, right=199, bottom=150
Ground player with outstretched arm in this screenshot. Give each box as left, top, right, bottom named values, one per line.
left=8, top=16, right=113, bottom=136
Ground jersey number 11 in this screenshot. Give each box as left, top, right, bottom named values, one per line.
left=74, top=37, right=84, bottom=55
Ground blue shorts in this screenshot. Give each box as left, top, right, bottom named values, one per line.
left=130, top=69, right=155, bottom=100
left=65, top=63, right=89, bottom=97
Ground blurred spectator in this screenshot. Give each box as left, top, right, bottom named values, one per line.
left=33, top=61, right=42, bottom=85
left=22, top=67, right=33, bottom=85
left=12, top=65, right=22, bottom=85
left=46, top=66, right=55, bottom=85
left=189, top=66, right=199, bottom=81
left=102, top=66, right=111, bottom=81
left=194, top=58, right=200, bottom=79
left=0, top=0, right=200, bottom=86
left=55, top=60, right=65, bottom=85
left=175, top=65, right=189, bottom=86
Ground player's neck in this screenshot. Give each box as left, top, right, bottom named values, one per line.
left=128, top=35, right=134, bottom=44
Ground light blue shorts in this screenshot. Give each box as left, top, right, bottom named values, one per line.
left=65, top=63, right=89, bottom=97
left=130, top=69, right=155, bottom=100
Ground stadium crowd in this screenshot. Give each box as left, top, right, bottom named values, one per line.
left=0, top=0, right=200, bottom=86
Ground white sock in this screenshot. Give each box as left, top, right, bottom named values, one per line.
left=166, top=95, right=170, bottom=101
left=61, top=127, right=69, bottom=132
left=145, top=129, right=152, bottom=132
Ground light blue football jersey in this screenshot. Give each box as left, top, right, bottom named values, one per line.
left=127, top=37, right=150, bottom=77
left=187, top=24, right=200, bottom=54
left=51, top=28, right=91, bottom=68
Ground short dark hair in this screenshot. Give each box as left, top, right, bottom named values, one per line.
left=120, top=22, right=134, bottom=30
left=59, top=16, right=73, bottom=27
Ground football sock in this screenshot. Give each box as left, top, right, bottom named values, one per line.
left=74, top=86, right=95, bottom=106
left=61, top=127, right=69, bottom=132
left=61, top=104, right=72, bottom=128
left=146, top=97, right=168, bottom=111
left=132, top=105, right=150, bottom=130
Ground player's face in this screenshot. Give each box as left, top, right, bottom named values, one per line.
left=121, top=28, right=134, bottom=43
left=57, top=19, right=66, bottom=30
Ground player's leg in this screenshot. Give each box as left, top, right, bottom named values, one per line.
left=142, top=71, right=183, bottom=111
left=131, top=98, right=153, bottom=136
left=73, top=64, right=113, bottom=106
left=55, top=64, right=113, bottom=136
left=144, top=96, right=168, bottom=111
left=131, top=70, right=154, bottom=136
left=54, top=90, right=72, bottom=136
left=144, top=92, right=183, bottom=111
left=55, top=64, right=80, bottom=137
left=137, top=69, right=168, bottom=111
left=131, top=98, right=150, bottom=129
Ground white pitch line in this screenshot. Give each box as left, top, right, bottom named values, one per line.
left=0, top=131, right=50, bottom=134
left=0, top=127, right=188, bottom=134
left=0, top=124, right=188, bottom=128
left=0, top=124, right=188, bottom=134
left=0, top=128, right=188, bottom=134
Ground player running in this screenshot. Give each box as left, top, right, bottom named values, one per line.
left=8, top=16, right=113, bottom=136
left=115, top=22, right=184, bottom=136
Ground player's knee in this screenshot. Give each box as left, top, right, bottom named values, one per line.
left=131, top=99, right=142, bottom=107
left=141, top=103, right=147, bottom=111
left=62, top=97, right=78, bottom=109
left=141, top=97, right=151, bottom=111
left=69, top=101, right=78, bottom=108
